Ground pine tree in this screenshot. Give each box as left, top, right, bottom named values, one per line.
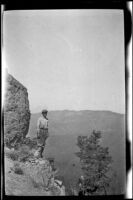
left=76, top=130, right=113, bottom=195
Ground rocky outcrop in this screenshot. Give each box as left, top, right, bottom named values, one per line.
left=4, top=73, right=30, bottom=148
left=22, top=157, right=66, bottom=196
left=4, top=149, right=65, bottom=196
left=5, top=155, right=51, bottom=196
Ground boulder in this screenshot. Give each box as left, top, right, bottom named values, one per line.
left=4, top=73, right=30, bottom=148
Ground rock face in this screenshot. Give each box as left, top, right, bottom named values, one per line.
left=4, top=73, right=30, bottom=148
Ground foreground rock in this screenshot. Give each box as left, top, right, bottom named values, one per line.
left=4, top=73, right=30, bottom=148
left=5, top=156, right=51, bottom=196
left=5, top=149, right=65, bottom=196
left=21, top=157, right=65, bottom=195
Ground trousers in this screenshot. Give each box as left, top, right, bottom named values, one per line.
left=37, top=129, right=49, bottom=147
left=34, top=129, right=49, bottom=158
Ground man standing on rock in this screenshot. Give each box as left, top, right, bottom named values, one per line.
left=34, top=109, right=49, bottom=158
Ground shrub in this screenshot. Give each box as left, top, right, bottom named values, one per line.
left=13, top=162, right=24, bottom=175
left=19, top=137, right=37, bottom=150
left=5, top=144, right=34, bottom=162
left=17, top=145, right=34, bottom=162
left=5, top=150, right=19, bottom=161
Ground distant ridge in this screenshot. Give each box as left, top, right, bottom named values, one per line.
left=31, top=109, right=125, bottom=115
left=28, top=110, right=125, bottom=138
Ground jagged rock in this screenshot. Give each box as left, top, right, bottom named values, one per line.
left=4, top=73, right=30, bottom=148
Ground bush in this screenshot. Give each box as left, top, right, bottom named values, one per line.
left=17, top=145, right=34, bottom=162
left=13, top=162, right=24, bottom=175
left=18, top=137, right=37, bottom=150
left=5, top=144, right=34, bottom=162
left=5, top=150, right=19, bottom=161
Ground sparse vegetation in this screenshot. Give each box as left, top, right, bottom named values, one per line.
left=5, top=143, right=35, bottom=163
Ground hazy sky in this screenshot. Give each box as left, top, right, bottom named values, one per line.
left=3, top=10, right=125, bottom=113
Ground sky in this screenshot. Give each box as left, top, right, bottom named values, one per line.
left=3, top=10, right=125, bottom=113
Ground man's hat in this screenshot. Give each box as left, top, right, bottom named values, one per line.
left=42, top=109, right=48, bottom=114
